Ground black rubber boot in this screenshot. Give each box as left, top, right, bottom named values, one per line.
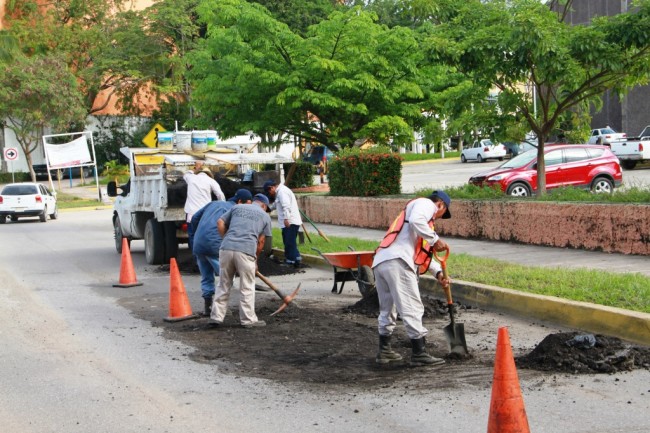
left=376, top=334, right=403, bottom=364
left=203, top=296, right=213, bottom=316
left=410, top=337, right=445, bottom=367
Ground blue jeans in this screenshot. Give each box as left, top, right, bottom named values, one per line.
left=197, top=254, right=220, bottom=299
left=282, top=224, right=302, bottom=263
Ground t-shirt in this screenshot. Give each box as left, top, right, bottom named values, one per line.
left=191, top=200, right=234, bottom=256
left=183, top=171, right=225, bottom=221
left=219, top=203, right=273, bottom=257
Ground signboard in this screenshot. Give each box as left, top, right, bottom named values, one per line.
left=142, top=123, right=166, bottom=148
left=3, top=147, right=19, bottom=161
left=44, top=136, right=92, bottom=168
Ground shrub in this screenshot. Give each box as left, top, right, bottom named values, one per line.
left=328, top=146, right=402, bottom=196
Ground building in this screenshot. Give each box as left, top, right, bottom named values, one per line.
left=564, top=0, right=650, bottom=136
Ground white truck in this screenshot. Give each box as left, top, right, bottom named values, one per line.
left=107, top=146, right=292, bottom=264
left=609, top=126, right=650, bottom=170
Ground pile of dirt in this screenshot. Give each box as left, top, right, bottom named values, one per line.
left=345, top=293, right=462, bottom=319
left=165, top=253, right=302, bottom=277
left=516, top=332, right=650, bottom=374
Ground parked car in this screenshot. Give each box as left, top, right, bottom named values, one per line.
left=461, top=139, right=507, bottom=163
left=468, top=144, right=623, bottom=196
left=587, top=127, right=627, bottom=146
left=302, top=145, right=336, bottom=165
left=0, top=182, right=58, bottom=223
left=503, top=141, right=537, bottom=158
left=34, top=164, right=94, bottom=180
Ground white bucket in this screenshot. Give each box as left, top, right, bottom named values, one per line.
left=174, top=131, right=192, bottom=152
left=206, top=130, right=218, bottom=150
left=157, top=131, right=174, bottom=150
left=191, top=131, right=208, bottom=152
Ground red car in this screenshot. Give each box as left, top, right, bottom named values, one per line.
left=468, top=144, right=623, bottom=196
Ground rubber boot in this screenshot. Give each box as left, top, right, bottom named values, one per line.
left=410, top=337, right=445, bottom=367
left=376, top=334, right=403, bottom=364
left=204, top=296, right=213, bottom=316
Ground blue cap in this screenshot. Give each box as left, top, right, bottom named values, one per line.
left=229, top=188, right=252, bottom=203
left=263, top=179, right=277, bottom=192
left=429, top=190, right=451, bottom=219
left=253, top=193, right=270, bottom=207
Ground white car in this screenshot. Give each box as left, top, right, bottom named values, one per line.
left=0, top=182, right=58, bottom=223
left=587, top=127, right=627, bottom=146
left=461, top=139, right=507, bottom=163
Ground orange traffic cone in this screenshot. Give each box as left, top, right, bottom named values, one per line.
left=487, top=327, right=530, bottom=433
left=163, top=258, right=199, bottom=322
left=113, top=238, right=143, bottom=287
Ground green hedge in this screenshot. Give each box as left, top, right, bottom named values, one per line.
left=328, top=147, right=402, bottom=196
left=0, top=172, right=31, bottom=183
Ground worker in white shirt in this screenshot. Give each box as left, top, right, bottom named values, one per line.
left=184, top=163, right=225, bottom=252
left=263, top=179, right=303, bottom=268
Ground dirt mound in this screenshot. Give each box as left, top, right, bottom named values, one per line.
left=345, top=293, right=462, bottom=319
left=516, top=332, right=650, bottom=374
left=160, top=253, right=301, bottom=277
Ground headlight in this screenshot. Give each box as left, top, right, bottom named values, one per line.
left=488, top=174, right=504, bottom=181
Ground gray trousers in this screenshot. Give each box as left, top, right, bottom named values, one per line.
left=374, top=258, right=427, bottom=340
left=210, top=249, right=259, bottom=325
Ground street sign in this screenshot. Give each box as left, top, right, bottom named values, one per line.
left=142, top=123, right=167, bottom=148
left=3, top=147, right=19, bottom=161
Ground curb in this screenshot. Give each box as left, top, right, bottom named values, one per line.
left=277, top=249, right=650, bottom=346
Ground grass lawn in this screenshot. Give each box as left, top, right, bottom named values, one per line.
left=272, top=228, right=650, bottom=314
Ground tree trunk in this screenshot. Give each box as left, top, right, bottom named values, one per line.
left=536, top=134, right=547, bottom=194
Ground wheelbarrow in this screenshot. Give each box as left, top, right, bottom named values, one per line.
left=312, top=247, right=376, bottom=297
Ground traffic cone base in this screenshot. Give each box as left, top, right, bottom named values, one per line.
left=164, top=258, right=199, bottom=322
left=113, top=238, right=143, bottom=288
left=487, top=327, right=530, bottom=433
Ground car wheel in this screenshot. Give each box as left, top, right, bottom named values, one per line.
left=114, top=215, right=130, bottom=254
left=507, top=182, right=530, bottom=197
left=357, top=265, right=376, bottom=298
left=144, top=218, right=165, bottom=265
left=39, top=211, right=47, bottom=222
left=498, top=157, right=504, bottom=161
left=10, top=216, right=18, bottom=222
left=591, top=176, right=614, bottom=194
left=49, top=206, right=58, bottom=220
left=461, top=154, right=467, bottom=163
left=621, top=160, right=637, bottom=170
left=477, top=154, right=484, bottom=163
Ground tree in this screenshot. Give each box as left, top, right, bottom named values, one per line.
left=0, top=55, right=87, bottom=181
left=435, top=0, right=650, bottom=193
left=190, top=1, right=436, bottom=150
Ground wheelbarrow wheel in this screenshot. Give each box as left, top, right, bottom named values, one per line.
left=357, top=265, right=376, bottom=298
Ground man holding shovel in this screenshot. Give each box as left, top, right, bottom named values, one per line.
left=372, top=190, right=452, bottom=367
left=210, top=193, right=273, bottom=328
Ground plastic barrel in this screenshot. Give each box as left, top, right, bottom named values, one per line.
left=206, top=130, right=218, bottom=150
left=191, top=131, right=208, bottom=152
left=175, top=131, right=192, bottom=152
left=157, top=131, right=174, bottom=150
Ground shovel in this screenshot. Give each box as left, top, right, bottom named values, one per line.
left=433, top=247, right=469, bottom=355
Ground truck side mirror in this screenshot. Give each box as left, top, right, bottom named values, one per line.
left=107, top=181, right=118, bottom=197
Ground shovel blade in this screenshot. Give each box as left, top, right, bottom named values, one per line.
left=444, top=322, right=468, bottom=355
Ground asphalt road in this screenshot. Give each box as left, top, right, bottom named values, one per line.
left=0, top=208, right=648, bottom=433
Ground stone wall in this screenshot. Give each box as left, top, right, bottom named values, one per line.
left=297, top=196, right=650, bottom=255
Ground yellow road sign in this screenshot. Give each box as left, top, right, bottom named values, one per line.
left=142, top=123, right=167, bottom=148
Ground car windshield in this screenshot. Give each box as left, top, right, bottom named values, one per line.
left=601, top=128, right=617, bottom=134
left=1, top=185, right=38, bottom=195
left=498, top=149, right=537, bottom=168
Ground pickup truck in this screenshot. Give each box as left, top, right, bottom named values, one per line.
left=588, top=127, right=627, bottom=146
left=609, top=126, right=650, bottom=170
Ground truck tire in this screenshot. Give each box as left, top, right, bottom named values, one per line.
left=113, top=215, right=130, bottom=254
left=163, top=222, right=179, bottom=262
left=621, top=160, right=637, bottom=170
left=145, top=219, right=165, bottom=265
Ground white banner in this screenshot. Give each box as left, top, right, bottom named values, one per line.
left=45, top=135, right=92, bottom=169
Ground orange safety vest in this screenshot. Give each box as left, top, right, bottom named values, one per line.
left=376, top=198, right=436, bottom=274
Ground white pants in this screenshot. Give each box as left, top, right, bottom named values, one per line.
left=374, top=258, right=427, bottom=340
left=210, top=249, right=259, bottom=325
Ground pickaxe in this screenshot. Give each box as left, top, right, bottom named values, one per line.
left=255, top=270, right=301, bottom=316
